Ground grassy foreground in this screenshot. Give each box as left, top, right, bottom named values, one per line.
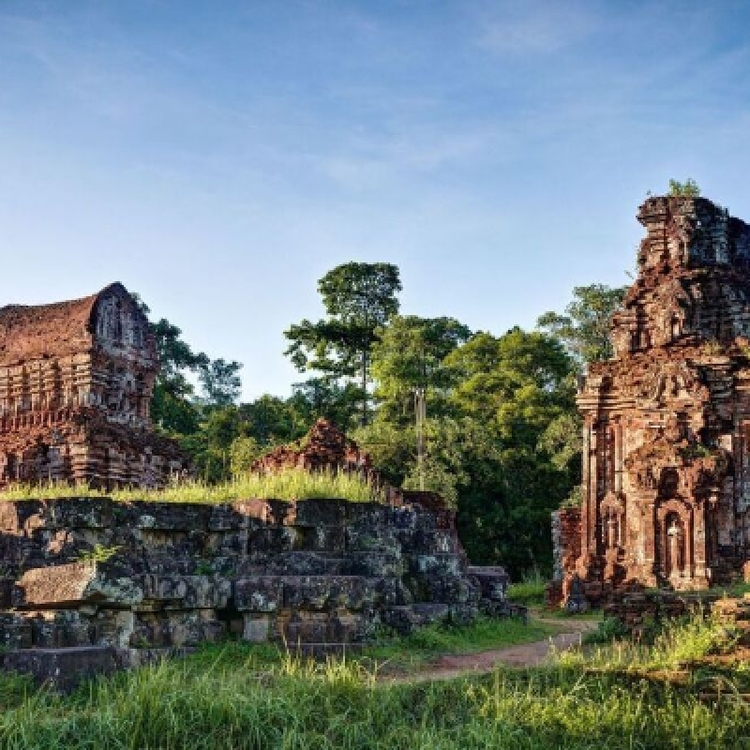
left=0, top=616, right=748, bottom=749
left=0, top=468, right=385, bottom=504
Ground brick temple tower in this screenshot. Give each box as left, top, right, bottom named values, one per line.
left=567, top=195, right=750, bottom=598
left=0, top=283, right=185, bottom=488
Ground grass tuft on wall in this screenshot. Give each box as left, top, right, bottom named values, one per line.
left=0, top=468, right=386, bottom=504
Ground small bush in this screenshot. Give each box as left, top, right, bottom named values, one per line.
left=507, top=570, right=547, bottom=607
left=583, top=616, right=628, bottom=645
left=668, top=178, right=701, bottom=197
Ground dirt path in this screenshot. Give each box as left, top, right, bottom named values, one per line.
left=386, top=618, right=597, bottom=684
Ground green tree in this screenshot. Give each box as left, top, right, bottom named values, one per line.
left=536, top=284, right=626, bottom=368
left=288, top=376, right=362, bottom=432
left=229, top=435, right=265, bottom=476
left=130, top=302, right=209, bottom=434
left=668, top=178, right=701, bottom=197
left=238, top=394, right=308, bottom=446
left=447, top=329, right=574, bottom=434
left=181, top=406, right=248, bottom=482
left=371, top=315, right=471, bottom=425
left=285, top=262, right=401, bottom=425
left=198, top=358, right=243, bottom=407
left=360, top=326, right=578, bottom=574
left=444, top=330, right=577, bottom=572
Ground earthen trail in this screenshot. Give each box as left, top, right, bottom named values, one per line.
left=386, top=618, right=597, bottom=683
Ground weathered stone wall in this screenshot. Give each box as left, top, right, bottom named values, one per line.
left=0, top=283, right=185, bottom=488
left=567, top=196, right=750, bottom=606
left=0, top=496, right=508, bottom=686
left=602, top=585, right=716, bottom=639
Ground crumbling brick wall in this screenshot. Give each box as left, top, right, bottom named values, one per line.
left=566, top=196, right=750, bottom=605
left=0, top=284, right=185, bottom=488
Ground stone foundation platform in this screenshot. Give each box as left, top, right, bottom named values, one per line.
left=0, top=496, right=509, bottom=688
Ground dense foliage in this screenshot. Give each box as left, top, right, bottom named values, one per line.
left=143, top=264, right=626, bottom=576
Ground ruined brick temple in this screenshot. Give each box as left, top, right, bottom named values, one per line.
left=0, top=283, right=184, bottom=488
left=557, top=195, right=750, bottom=603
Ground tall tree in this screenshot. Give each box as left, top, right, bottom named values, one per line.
left=284, top=262, right=401, bottom=425
left=198, top=357, right=243, bottom=407
left=137, top=311, right=209, bottom=434
left=536, top=284, right=626, bottom=368
left=371, top=315, right=471, bottom=425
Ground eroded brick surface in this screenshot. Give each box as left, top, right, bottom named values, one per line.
left=560, top=196, right=750, bottom=605
left=0, top=283, right=185, bottom=488
left=253, top=418, right=374, bottom=476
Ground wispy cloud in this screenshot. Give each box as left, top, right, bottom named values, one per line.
left=477, top=0, right=598, bottom=55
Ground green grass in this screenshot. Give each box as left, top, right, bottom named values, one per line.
left=507, top=570, right=547, bottom=607
left=0, top=615, right=747, bottom=749
left=568, top=612, right=742, bottom=672
left=0, top=468, right=386, bottom=504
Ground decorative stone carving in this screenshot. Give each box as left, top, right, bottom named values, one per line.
left=559, top=196, right=750, bottom=602
left=0, top=284, right=185, bottom=488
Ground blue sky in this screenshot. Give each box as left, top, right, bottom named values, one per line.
left=2, top=0, right=750, bottom=399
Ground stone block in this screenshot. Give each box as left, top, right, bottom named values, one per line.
left=407, top=553, right=463, bottom=577
left=2, top=646, right=119, bottom=691
left=294, top=499, right=347, bottom=527
left=387, top=506, right=420, bottom=531
left=342, top=551, right=403, bottom=577
left=266, top=551, right=344, bottom=576
left=242, top=614, right=270, bottom=643
left=382, top=603, right=452, bottom=635
left=46, top=498, right=115, bottom=530
left=468, top=565, right=509, bottom=602
left=345, top=526, right=397, bottom=552
left=0, top=613, right=32, bottom=649
left=293, top=525, right=346, bottom=553
left=266, top=500, right=296, bottom=526
left=116, top=502, right=212, bottom=532
left=15, top=562, right=144, bottom=607
left=282, top=575, right=380, bottom=611
left=234, top=577, right=284, bottom=612
left=280, top=612, right=330, bottom=644
left=344, top=502, right=390, bottom=527
left=131, top=610, right=225, bottom=648
left=248, top=527, right=296, bottom=556
left=29, top=611, right=94, bottom=648
left=424, top=575, right=479, bottom=605
left=141, top=575, right=231, bottom=609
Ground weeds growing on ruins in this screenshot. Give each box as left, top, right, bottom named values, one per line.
left=0, top=467, right=385, bottom=504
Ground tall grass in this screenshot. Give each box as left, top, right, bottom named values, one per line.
left=507, top=570, right=548, bottom=607
left=563, top=611, right=738, bottom=672
left=0, top=635, right=746, bottom=750
left=0, top=467, right=386, bottom=504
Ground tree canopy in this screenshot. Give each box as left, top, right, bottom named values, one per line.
left=285, top=262, right=401, bottom=425
left=536, top=284, right=626, bottom=368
